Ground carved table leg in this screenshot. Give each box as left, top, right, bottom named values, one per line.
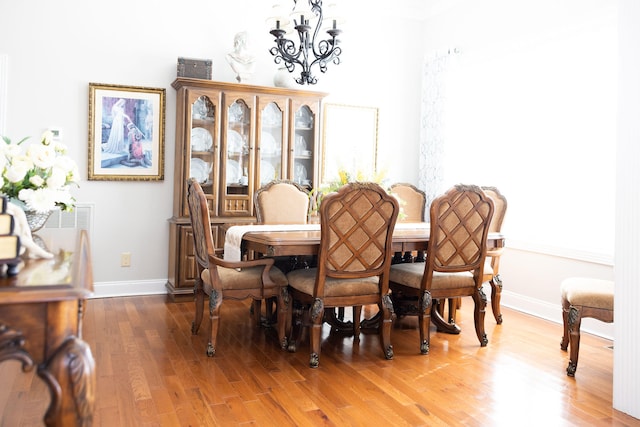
left=39, top=337, right=95, bottom=427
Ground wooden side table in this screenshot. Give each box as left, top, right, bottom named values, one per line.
left=0, top=229, right=95, bottom=426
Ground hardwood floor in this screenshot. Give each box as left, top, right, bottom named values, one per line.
left=1, top=294, right=637, bottom=426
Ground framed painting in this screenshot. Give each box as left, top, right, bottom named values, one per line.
left=88, top=83, right=166, bottom=181
left=321, top=103, right=379, bottom=184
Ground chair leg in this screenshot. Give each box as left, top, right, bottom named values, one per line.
left=251, top=299, right=263, bottom=327
left=309, top=299, right=324, bottom=368
left=353, top=305, right=362, bottom=341
left=192, top=279, right=205, bottom=335
left=207, top=289, right=222, bottom=357
left=566, top=305, right=582, bottom=377
left=490, top=274, right=503, bottom=324
left=380, top=294, right=394, bottom=359
left=447, top=298, right=457, bottom=323
left=472, top=287, right=488, bottom=347
left=418, top=291, right=431, bottom=354
left=560, top=298, right=570, bottom=351
left=276, top=288, right=289, bottom=350
left=287, top=301, right=305, bottom=353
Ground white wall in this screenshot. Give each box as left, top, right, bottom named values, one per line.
left=615, top=0, right=640, bottom=418
left=0, top=1, right=421, bottom=292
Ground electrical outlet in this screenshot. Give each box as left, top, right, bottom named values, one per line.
left=121, top=252, right=131, bottom=267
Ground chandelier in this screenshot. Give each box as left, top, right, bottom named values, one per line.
left=268, top=1, right=343, bottom=85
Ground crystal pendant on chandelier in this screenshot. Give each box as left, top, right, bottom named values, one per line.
left=267, top=1, right=343, bottom=85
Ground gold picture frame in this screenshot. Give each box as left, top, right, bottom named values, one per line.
left=321, top=103, right=379, bottom=184
left=88, top=83, right=166, bottom=181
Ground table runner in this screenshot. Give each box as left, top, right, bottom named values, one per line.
left=223, top=222, right=429, bottom=261
left=223, top=224, right=320, bottom=261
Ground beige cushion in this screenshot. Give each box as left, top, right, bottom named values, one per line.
left=202, top=265, right=288, bottom=290
left=287, top=267, right=380, bottom=296
left=560, top=277, right=614, bottom=310
left=390, top=262, right=476, bottom=290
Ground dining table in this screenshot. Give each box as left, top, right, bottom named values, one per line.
left=226, top=222, right=505, bottom=334
left=234, top=222, right=505, bottom=259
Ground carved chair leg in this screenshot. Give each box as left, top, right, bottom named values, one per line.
left=472, top=287, right=488, bottom=347
left=560, top=298, right=570, bottom=351
left=380, top=295, right=394, bottom=359
left=418, top=291, right=432, bottom=354
left=490, top=274, right=503, bottom=324
left=567, top=305, right=582, bottom=377
left=309, top=299, right=324, bottom=368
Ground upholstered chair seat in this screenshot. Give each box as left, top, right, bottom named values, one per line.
left=390, top=265, right=476, bottom=291
left=201, top=266, right=288, bottom=292
left=287, top=268, right=381, bottom=296
left=560, top=277, right=614, bottom=377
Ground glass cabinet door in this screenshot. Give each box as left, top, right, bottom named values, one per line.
left=258, top=100, right=285, bottom=188
left=291, top=104, right=316, bottom=189
left=187, top=93, right=216, bottom=216
left=221, top=97, right=252, bottom=216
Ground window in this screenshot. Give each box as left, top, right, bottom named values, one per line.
left=441, top=16, right=617, bottom=261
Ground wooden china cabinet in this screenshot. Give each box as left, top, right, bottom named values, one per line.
left=167, top=78, right=327, bottom=300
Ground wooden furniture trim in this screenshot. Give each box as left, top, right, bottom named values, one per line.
left=0, top=229, right=95, bottom=426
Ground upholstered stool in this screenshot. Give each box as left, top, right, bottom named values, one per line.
left=560, top=277, right=614, bottom=377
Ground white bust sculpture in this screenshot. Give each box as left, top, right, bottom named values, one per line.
left=226, top=31, right=255, bottom=83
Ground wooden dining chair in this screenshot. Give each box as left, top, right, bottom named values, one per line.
left=286, top=182, right=400, bottom=368
left=254, top=179, right=310, bottom=225
left=254, top=179, right=311, bottom=318
left=438, top=186, right=508, bottom=325
left=186, top=178, right=290, bottom=355
left=389, top=184, right=495, bottom=354
left=390, top=182, right=426, bottom=263
left=481, top=186, right=508, bottom=324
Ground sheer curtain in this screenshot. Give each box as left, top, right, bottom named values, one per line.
left=418, top=50, right=457, bottom=208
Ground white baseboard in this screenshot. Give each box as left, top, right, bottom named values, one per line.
left=91, top=279, right=167, bottom=299
left=90, top=280, right=614, bottom=342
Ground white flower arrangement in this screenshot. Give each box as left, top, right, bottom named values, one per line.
left=1, top=130, right=79, bottom=213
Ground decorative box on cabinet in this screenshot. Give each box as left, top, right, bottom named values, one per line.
left=166, top=78, right=327, bottom=300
